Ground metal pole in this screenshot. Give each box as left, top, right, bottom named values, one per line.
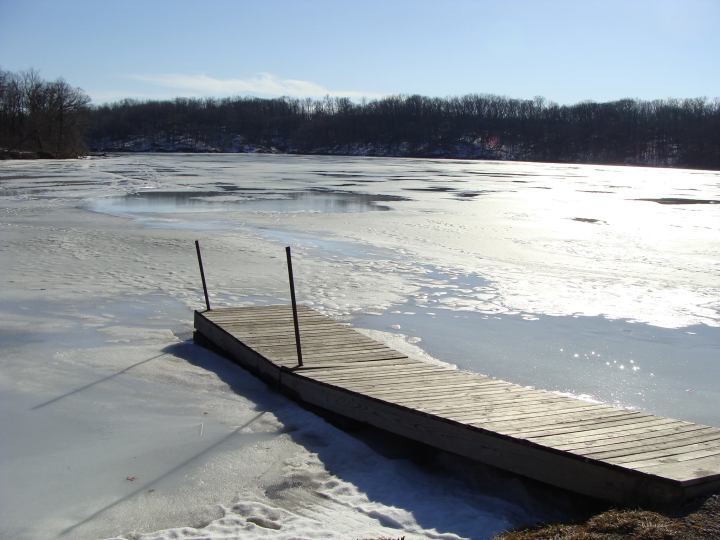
left=195, top=240, right=211, bottom=311
left=285, top=246, right=303, bottom=367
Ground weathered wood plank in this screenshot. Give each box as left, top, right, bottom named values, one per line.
left=421, top=395, right=583, bottom=416
left=250, top=340, right=394, bottom=352
left=229, top=327, right=362, bottom=338
left=605, top=435, right=720, bottom=464
left=295, top=357, right=416, bottom=374
left=247, top=340, right=392, bottom=352
left=289, top=360, right=414, bottom=372
left=247, top=336, right=390, bottom=347
left=210, top=315, right=332, bottom=325
left=549, top=421, right=704, bottom=450
left=482, top=408, right=647, bottom=433
left=634, top=454, right=720, bottom=483
left=577, top=428, right=720, bottom=457
left=456, top=403, right=616, bottom=425
left=204, top=305, right=316, bottom=317
left=277, top=364, right=686, bottom=505
left=330, top=373, right=504, bottom=391
left=212, top=313, right=349, bottom=324
left=270, top=348, right=408, bottom=362
left=193, top=305, right=720, bottom=506
left=363, top=380, right=521, bottom=400
left=395, top=394, right=560, bottom=418
left=305, top=366, right=451, bottom=383
left=508, top=412, right=657, bottom=438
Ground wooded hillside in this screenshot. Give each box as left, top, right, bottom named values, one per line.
left=87, top=93, right=720, bottom=169
left=2, top=67, right=718, bottom=169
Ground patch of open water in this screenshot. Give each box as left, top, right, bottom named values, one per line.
left=90, top=189, right=404, bottom=215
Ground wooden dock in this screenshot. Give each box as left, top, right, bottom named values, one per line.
left=194, top=305, right=720, bottom=506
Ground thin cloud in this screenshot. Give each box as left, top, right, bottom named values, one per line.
left=129, top=72, right=381, bottom=99
left=87, top=89, right=184, bottom=104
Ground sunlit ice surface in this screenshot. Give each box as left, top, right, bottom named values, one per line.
left=1, top=153, right=718, bottom=538
left=3, top=154, right=719, bottom=420
left=2, top=153, right=718, bottom=421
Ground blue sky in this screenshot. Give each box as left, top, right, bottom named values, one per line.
left=1, top=0, right=718, bottom=105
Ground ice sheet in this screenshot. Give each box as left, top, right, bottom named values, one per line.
left=1, top=154, right=718, bottom=539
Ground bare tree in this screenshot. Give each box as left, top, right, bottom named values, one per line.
left=0, top=68, right=90, bottom=158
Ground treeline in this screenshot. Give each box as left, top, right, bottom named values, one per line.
left=88, top=93, right=720, bottom=169
left=0, top=69, right=90, bottom=158
left=2, top=67, right=718, bottom=168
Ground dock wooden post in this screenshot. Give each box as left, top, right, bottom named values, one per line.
left=285, top=246, right=303, bottom=367
left=195, top=240, right=211, bottom=311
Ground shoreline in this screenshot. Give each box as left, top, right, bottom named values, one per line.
left=0, top=148, right=87, bottom=160
left=8, top=146, right=718, bottom=173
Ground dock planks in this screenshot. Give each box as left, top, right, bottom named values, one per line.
left=194, top=305, right=720, bottom=506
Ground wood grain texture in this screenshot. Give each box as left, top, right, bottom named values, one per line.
left=195, top=305, right=720, bottom=506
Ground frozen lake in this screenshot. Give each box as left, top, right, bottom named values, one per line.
left=1, top=153, right=718, bottom=539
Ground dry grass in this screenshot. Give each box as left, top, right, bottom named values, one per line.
left=495, top=494, right=720, bottom=540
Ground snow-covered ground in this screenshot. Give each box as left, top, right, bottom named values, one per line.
left=1, top=154, right=718, bottom=539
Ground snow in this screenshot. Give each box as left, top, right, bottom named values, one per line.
left=1, top=154, right=718, bottom=539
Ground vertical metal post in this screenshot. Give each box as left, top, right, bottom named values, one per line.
left=285, top=246, right=303, bottom=367
left=195, top=240, right=211, bottom=311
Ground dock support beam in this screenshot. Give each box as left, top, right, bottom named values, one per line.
left=285, top=246, right=303, bottom=367
left=195, top=240, right=211, bottom=311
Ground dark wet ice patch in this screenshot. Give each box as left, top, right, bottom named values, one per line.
left=215, top=184, right=268, bottom=191
left=0, top=174, right=69, bottom=180
left=91, top=189, right=406, bottom=214
left=453, top=190, right=506, bottom=199
left=403, top=186, right=456, bottom=192
left=128, top=190, right=220, bottom=199
left=635, top=198, right=719, bottom=205
left=314, top=172, right=374, bottom=178
left=0, top=179, right=110, bottom=196
left=307, top=187, right=409, bottom=201
left=571, top=217, right=607, bottom=224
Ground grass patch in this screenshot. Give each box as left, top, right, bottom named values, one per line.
left=495, top=494, right=720, bottom=540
